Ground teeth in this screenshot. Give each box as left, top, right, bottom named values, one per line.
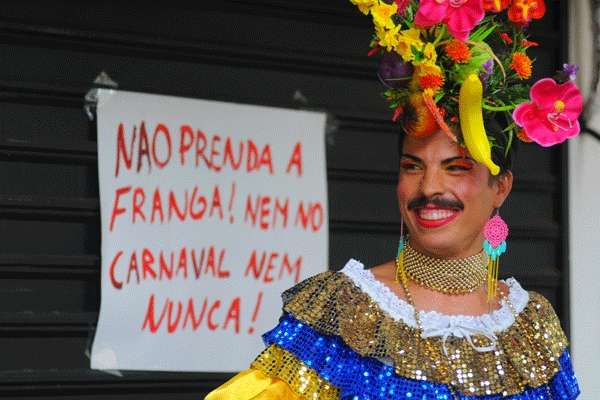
left=418, top=209, right=456, bottom=221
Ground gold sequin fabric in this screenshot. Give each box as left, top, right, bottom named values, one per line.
left=403, top=242, right=488, bottom=294
left=282, top=271, right=568, bottom=396
left=252, top=344, right=340, bottom=399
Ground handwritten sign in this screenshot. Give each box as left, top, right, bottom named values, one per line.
left=90, top=90, right=328, bottom=372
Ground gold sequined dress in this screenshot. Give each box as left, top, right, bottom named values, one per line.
left=205, top=259, right=579, bottom=399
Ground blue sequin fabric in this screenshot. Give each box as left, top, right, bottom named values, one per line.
left=263, top=314, right=580, bottom=399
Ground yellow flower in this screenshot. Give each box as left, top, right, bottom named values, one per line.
left=371, top=1, right=397, bottom=29
left=376, top=24, right=400, bottom=51
left=350, top=0, right=376, bottom=15
left=422, top=42, right=437, bottom=63
left=415, top=61, right=443, bottom=77
left=423, top=88, right=436, bottom=97
left=396, top=28, right=424, bottom=61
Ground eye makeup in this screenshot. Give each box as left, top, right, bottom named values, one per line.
left=445, top=159, right=474, bottom=171
left=400, top=160, right=421, bottom=171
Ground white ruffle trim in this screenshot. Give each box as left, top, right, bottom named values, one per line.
left=340, top=258, right=529, bottom=335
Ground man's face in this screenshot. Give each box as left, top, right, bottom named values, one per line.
left=396, top=131, right=512, bottom=258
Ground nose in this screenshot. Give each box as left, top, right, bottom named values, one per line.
left=420, top=167, right=445, bottom=198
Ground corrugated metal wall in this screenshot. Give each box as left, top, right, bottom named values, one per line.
left=0, top=1, right=569, bottom=398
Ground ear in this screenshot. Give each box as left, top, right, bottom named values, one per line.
left=493, top=171, right=513, bottom=208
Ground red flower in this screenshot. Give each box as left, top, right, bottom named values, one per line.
left=521, top=39, right=539, bottom=47
left=395, top=0, right=410, bottom=15
left=368, top=46, right=381, bottom=57
left=392, top=106, right=404, bottom=122
left=483, top=0, right=510, bottom=13
left=508, top=0, right=546, bottom=24
left=500, top=32, right=513, bottom=44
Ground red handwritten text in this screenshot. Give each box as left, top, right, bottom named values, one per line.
left=115, top=121, right=276, bottom=177
left=142, top=294, right=242, bottom=334
left=244, top=250, right=302, bottom=284
left=109, top=185, right=226, bottom=231
left=244, top=195, right=324, bottom=232
left=109, top=245, right=230, bottom=289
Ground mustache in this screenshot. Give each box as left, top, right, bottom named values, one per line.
left=407, top=195, right=464, bottom=210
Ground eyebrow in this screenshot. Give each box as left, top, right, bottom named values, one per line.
left=400, top=154, right=422, bottom=163
left=400, top=154, right=474, bottom=165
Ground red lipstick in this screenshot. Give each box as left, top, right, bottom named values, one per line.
left=413, top=207, right=459, bottom=229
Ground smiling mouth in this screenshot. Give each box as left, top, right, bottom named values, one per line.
left=414, top=207, right=460, bottom=228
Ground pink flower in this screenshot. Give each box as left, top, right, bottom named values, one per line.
left=414, top=0, right=485, bottom=41
left=513, top=78, right=583, bottom=147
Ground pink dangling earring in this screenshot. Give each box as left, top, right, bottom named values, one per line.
left=483, top=211, right=509, bottom=302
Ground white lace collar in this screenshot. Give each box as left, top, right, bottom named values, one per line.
left=340, top=258, right=529, bottom=335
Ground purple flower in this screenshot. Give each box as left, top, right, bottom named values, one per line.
left=562, top=63, right=579, bottom=81
left=480, top=59, right=494, bottom=86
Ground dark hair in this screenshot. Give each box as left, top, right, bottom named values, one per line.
left=397, top=116, right=517, bottom=176
left=486, top=116, right=517, bottom=175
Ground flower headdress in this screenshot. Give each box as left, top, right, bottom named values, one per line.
left=351, top=0, right=583, bottom=175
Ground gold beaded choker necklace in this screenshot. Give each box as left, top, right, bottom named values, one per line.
left=398, top=242, right=488, bottom=295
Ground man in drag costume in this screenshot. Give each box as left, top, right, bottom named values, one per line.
left=206, top=0, right=581, bottom=398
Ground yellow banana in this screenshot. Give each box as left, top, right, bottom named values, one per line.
left=459, top=74, right=500, bottom=176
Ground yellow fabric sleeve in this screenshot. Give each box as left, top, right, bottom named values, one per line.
left=204, top=368, right=302, bottom=400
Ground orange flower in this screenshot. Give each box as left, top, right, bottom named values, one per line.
left=510, top=52, right=532, bottom=79
left=402, top=94, right=439, bottom=137
left=483, top=0, right=510, bottom=13
left=419, top=73, right=445, bottom=91
left=445, top=40, right=471, bottom=63
left=500, top=32, right=513, bottom=44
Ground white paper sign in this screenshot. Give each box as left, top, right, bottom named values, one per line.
left=91, top=90, right=328, bottom=372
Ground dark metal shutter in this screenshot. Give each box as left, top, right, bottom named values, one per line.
left=0, top=1, right=569, bottom=398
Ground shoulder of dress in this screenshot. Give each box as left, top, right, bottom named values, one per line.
left=280, top=259, right=364, bottom=305
left=281, top=269, right=340, bottom=305
left=502, top=277, right=555, bottom=314
left=520, top=290, right=564, bottom=328
left=526, top=290, right=556, bottom=308
left=495, top=280, right=568, bottom=346
left=499, top=288, right=569, bottom=362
